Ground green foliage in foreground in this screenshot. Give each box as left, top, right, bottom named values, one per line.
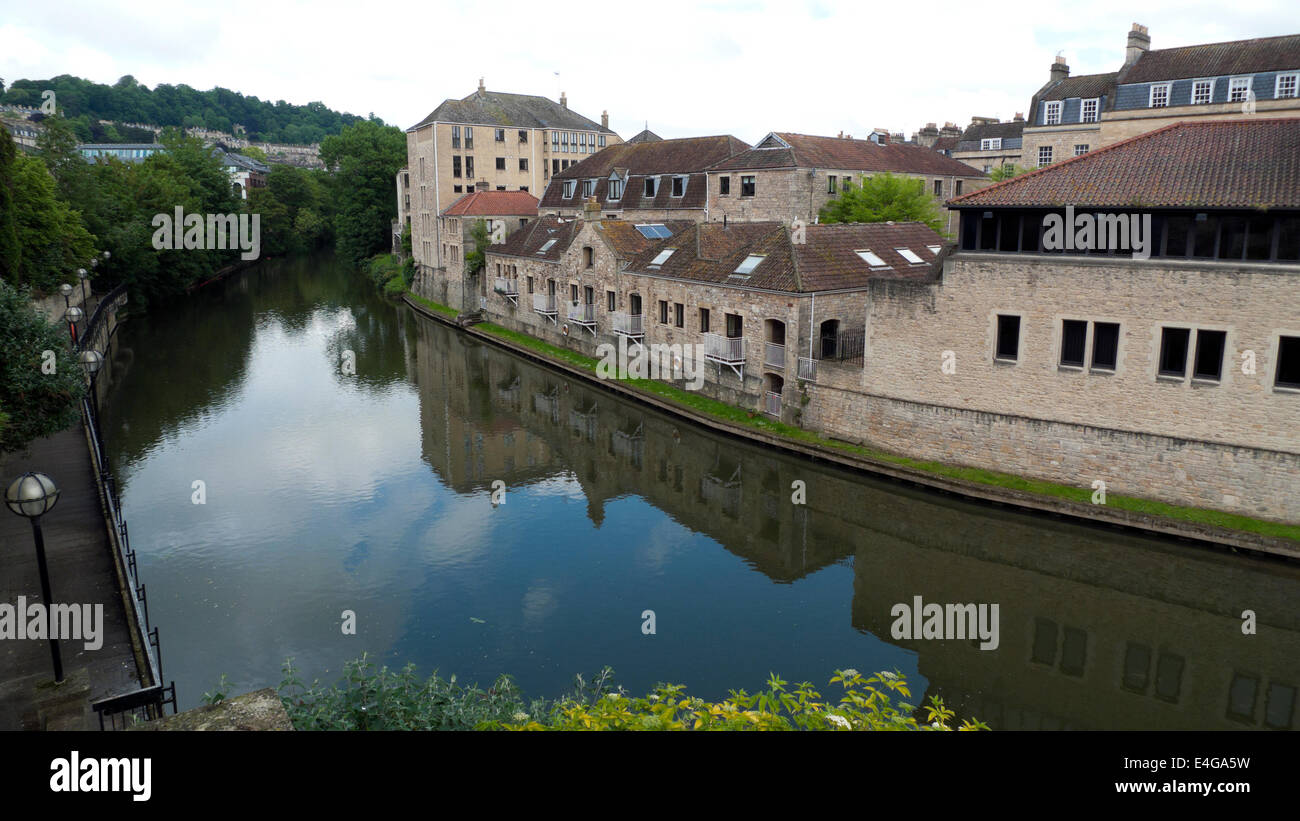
left=275, top=655, right=981, bottom=731
left=0, top=281, right=85, bottom=453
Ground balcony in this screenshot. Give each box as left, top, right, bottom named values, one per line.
left=763, top=391, right=782, bottom=417
left=797, top=357, right=818, bottom=382
left=704, top=333, right=746, bottom=378
left=566, top=302, right=597, bottom=336
left=494, top=277, right=518, bottom=306
left=533, top=293, right=557, bottom=324
left=764, top=341, right=785, bottom=369
left=612, top=312, right=644, bottom=343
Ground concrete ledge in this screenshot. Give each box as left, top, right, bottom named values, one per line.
left=403, top=295, right=1300, bottom=560
left=133, top=689, right=291, bottom=731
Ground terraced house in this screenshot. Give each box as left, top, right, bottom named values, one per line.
left=1022, top=25, right=1300, bottom=166
left=405, top=79, right=620, bottom=272
left=814, top=117, right=1298, bottom=522
left=704, top=131, right=988, bottom=235
left=538, top=135, right=751, bottom=222
left=417, top=190, right=538, bottom=314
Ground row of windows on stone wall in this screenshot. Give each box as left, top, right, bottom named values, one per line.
left=993, top=314, right=1300, bottom=390
left=560, top=175, right=759, bottom=200
left=1029, top=143, right=1091, bottom=166
left=961, top=209, right=1300, bottom=262
left=448, top=125, right=608, bottom=151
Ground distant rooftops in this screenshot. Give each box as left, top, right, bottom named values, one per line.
left=709, top=132, right=987, bottom=177
left=950, top=118, right=1300, bottom=210
left=409, top=82, right=614, bottom=134
left=442, top=190, right=539, bottom=217
left=1122, top=32, right=1300, bottom=84
left=627, top=129, right=662, bottom=143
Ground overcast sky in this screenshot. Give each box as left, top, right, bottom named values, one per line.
left=1, top=0, right=1295, bottom=144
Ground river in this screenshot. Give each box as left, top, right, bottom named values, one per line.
left=100, top=253, right=1300, bottom=729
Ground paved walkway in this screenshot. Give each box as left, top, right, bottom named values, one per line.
left=0, top=421, right=141, bottom=730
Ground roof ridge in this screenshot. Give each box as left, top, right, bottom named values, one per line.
left=1144, top=31, right=1300, bottom=55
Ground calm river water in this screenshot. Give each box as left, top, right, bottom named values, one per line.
left=100, top=254, right=1299, bottom=729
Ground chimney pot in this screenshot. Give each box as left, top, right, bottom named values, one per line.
left=478, top=77, right=485, bottom=93
left=1050, top=56, right=1070, bottom=83
left=560, top=91, right=567, bottom=108
left=601, top=110, right=609, bottom=129
left=1126, top=22, right=1151, bottom=65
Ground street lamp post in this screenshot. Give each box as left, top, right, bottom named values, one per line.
left=59, top=283, right=74, bottom=312
left=76, top=267, right=89, bottom=308
left=64, top=306, right=84, bottom=347
left=80, top=349, right=104, bottom=421
left=5, top=472, right=64, bottom=682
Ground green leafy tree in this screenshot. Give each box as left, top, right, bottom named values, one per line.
left=0, top=128, right=22, bottom=285
left=990, top=163, right=1028, bottom=183
left=6, top=149, right=95, bottom=291
left=0, top=282, right=85, bottom=453
left=319, top=120, right=406, bottom=266
left=464, top=220, right=490, bottom=277
left=818, top=172, right=944, bottom=233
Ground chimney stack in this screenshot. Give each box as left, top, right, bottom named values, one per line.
left=1013, top=112, right=1024, bottom=122
left=1126, top=23, right=1150, bottom=65
left=601, top=110, right=609, bottom=129
left=478, top=77, right=485, bottom=93
left=1050, top=55, right=1069, bottom=84
left=560, top=91, right=568, bottom=109
left=583, top=196, right=600, bottom=222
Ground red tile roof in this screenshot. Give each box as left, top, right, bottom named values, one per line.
left=949, top=118, right=1300, bottom=209
left=708, top=132, right=987, bottom=177
left=442, top=190, right=540, bottom=216
left=623, top=221, right=946, bottom=293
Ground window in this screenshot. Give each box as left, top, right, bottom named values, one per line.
left=538, top=239, right=557, bottom=253
left=561, top=132, right=568, bottom=152
left=464, top=127, right=473, bottom=149
left=1193, top=329, right=1226, bottom=381
left=466, top=157, right=474, bottom=177
left=980, top=137, right=1002, bottom=151
left=527, top=276, right=534, bottom=293
left=719, top=176, right=730, bottom=195
left=570, top=283, right=579, bottom=303
left=582, top=179, right=595, bottom=198
left=1045, top=101, right=1062, bottom=124
left=598, top=135, right=606, bottom=147
left=671, top=176, right=686, bottom=197
left=562, top=180, right=576, bottom=198
left=551, top=131, right=559, bottom=150
left=644, top=177, right=658, bottom=197
left=562, top=161, right=569, bottom=169
left=1192, top=79, right=1213, bottom=105
left=579, top=133, right=586, bottom=149
left=674, top=303, right=684, bottom=328
left=842, top=177, right=850, bottom=192
left=933, top=180, right=943, bottom=197
left=635, top=224, right=672, bottom=239
left=699, top=308, right=710, bottom=333
left=1092, top=322, right=1119, bottom=370
left=583, top=246, right=594, bottom=268
left=519, top=159, right=528, bottom=171
left=496, top=157, right=506, bottom=170
left=453, top=185, right=462, bottom=193
left=741, top=176, right=755, bottom=197
left=1228, top=76, right=1252, bottom=103
left=1038, top=146, right=1053, bottom=166
left=658, top=300, right=669, bottom=324
left=1080, top=98, right=1099, bottom=123
left=453, top=156, right=462, bottom=177
left=519, top=130, right=528, bottom=143
left=828, top=175, right=837, bottom=193
left=607, top=290, right=616, bottom=312
left=955, top=181, right=963, bottom=196
left=1276, top=336, right=1300, bottom=389
left=451, top=126, right=461, bottom=149
left=1158, top=327, right=1191, bottom=377
left=608, top=179, right=622, bottom=200
left=855, top=249, right=887, bottom=268
left=552, top=160, right=560, bottom=175
left=649, top=249, right=674, bottom=267
left=896, top=247, right=924, bottom=264
left=1074, top=144, right=1089, bottom=156
left=1277, top=72, right=1299, bottom=99
left=1149, top=83, right=1171, bottom=107
left=1060, top=320, right=1088, bottom=367
left=995, top=315, right=1020, bottom=361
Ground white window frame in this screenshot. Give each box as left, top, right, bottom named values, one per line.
left=581, top=179, right=595, bottom=198
left=980, top=137, right=1002, bottom=151
left=1038, top=145, right=1053, bottom=167
left=855, top=249, right=887, bottom=268
left=1074, top=144, right=1089, bottom=157
left=1149, top=83, right=1171, bottom=108
left=562, top=180, right=576, bottom=198
left=1276, top=71, right=1299, bottom=99
left=895, top=247, right=924, bottom=264
left=1081, top=97, right=1099, bottom=123
left=671, top=175, right=687, bottom=197
left=649, top=249, right=674, bottom=267
left=1228, top=76, right=1253, bottom=103
left=1044, top=101, right=1062, bottom=124
left=608, top=178, right=623, bottom=201
left=1191, top=78, right=1214, bottom=105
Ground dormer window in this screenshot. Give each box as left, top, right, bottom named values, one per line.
left=582, top=179, right=596, bottom=198
left=1277, top=72, right=1299, bottom=99
left=1044, top=101, right=1062, bottom=124
left=980, top=137, right=1002, bottom=151
left=1229, top=76, right=1253, bottom=103
left=644, top=177, right=658, bottom=198
left=1192, top=79, right=1213, bottom=105
left=671, top=176, right=687, bottom=197
left=648, top=249, right=674, bottom=267
left=1149, top=83, right=1171, bottom=108
left=1081, top=98, right=1099, bottom=123
left=855, top=249, right=888, bottom=269
left=608, top=179, right=623, bottom=200
left=733, top=254, right=764, bottom=275
left=562, top=180, right=576, bottom=198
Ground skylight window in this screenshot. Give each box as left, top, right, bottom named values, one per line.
left=649, top=249, right=675, bottom=266
left=855, top=249, right=887, bottom=267
left=926, top=244, right=941, bottom=254
left=896, top=248, right=924, bottom=264
left=635, top=224, right=672, bottom=239
left=734, top=255, right=765, bottom=275
left=538, top=239, right=557, bottom=253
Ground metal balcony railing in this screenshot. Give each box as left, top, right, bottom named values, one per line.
left=612, top=312, right=644, bottom=337
left=566, top=302, right=596, bottom=324
left=763, top=391, right=782, bottom=417
left=494, top=277, right=517, bottom=295
left=764, top=341, right=785, bottom=369
left=798, top=357, right=818, bottom=382
left=704, top=333, right=746, bottom=364
left=533, top=293, right=557, bottom=314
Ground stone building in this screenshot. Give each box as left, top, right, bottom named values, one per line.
left=1021, top=25, right=1300, bottom=167
left=912, top=122, right=963, bottom=149
left=537, top=135, right=750, bottom=222
left=416, top=190, right=539, bottom=314
left=405, top=79, right=621, bottom=274
left=704, top=132, right=988, bottom=236
left=799, top=117, right=1299, bottom=522
left=951, top=115, right=1025, bottom=172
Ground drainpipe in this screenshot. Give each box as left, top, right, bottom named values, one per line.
left=808, top=292, right=816, bottom=363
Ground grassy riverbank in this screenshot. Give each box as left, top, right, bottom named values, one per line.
left=409, top=292, right=1300, bottom=544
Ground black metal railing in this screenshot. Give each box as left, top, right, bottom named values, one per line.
left=76, top=282, right=128, bottom=355
left=816, top=328, right=865, bottom=367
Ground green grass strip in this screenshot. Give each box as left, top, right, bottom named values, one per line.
left=435, top=307, right=1300, bottom=543
left=407, top=293, right=458, bottom=319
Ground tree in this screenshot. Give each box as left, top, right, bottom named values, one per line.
left=818, top=173, right=944, bottom=233
left=6, top=148, right=95, bottom=291
left=990, top=164, right=1028, bottom=183
left=0, top=281, right=85, bottom=453
left=319, top=120, right=406, bottom=266
left=465, top=220, right=489, bottom=277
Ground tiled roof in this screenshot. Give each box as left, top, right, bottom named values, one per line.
left=410, top=89, right=614, bottom=133
left=627, top=129, right=662, bottom=143
left=1038, top=72, right=1119, bottom=102
left=930, top=136, right=960, bottom=152
left=489, top=215, right=582, bottom=261
left=595, top=220, right=693, bottom=259
left=623, top=221, right=945, bottom=293
left=442, top=190, right=539, bottom=216
left=959, top=121, right=1025, bottom=142
left=1121, top=33, right=1300, bottom=84
left=949, top=118, right=1300, bottom=209
left=540, top=135, right=750, bottom=210
left=708, top=132, right=987, bottom=177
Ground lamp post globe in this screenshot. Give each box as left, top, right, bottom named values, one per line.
left=77, top=267, right=90, bottom=305
left=64, top=306, right=84, bottom=345
left=80, top=349, right=104, bottom=375
left=60, top=283, right=74, bottom=310
left=4, top=472, right=65, bottom=682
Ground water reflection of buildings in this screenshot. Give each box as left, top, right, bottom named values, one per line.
left=409, top=315, right=1300, bottom=730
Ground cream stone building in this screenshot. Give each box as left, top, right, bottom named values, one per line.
left=405, top=79, right=621, bottom=274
